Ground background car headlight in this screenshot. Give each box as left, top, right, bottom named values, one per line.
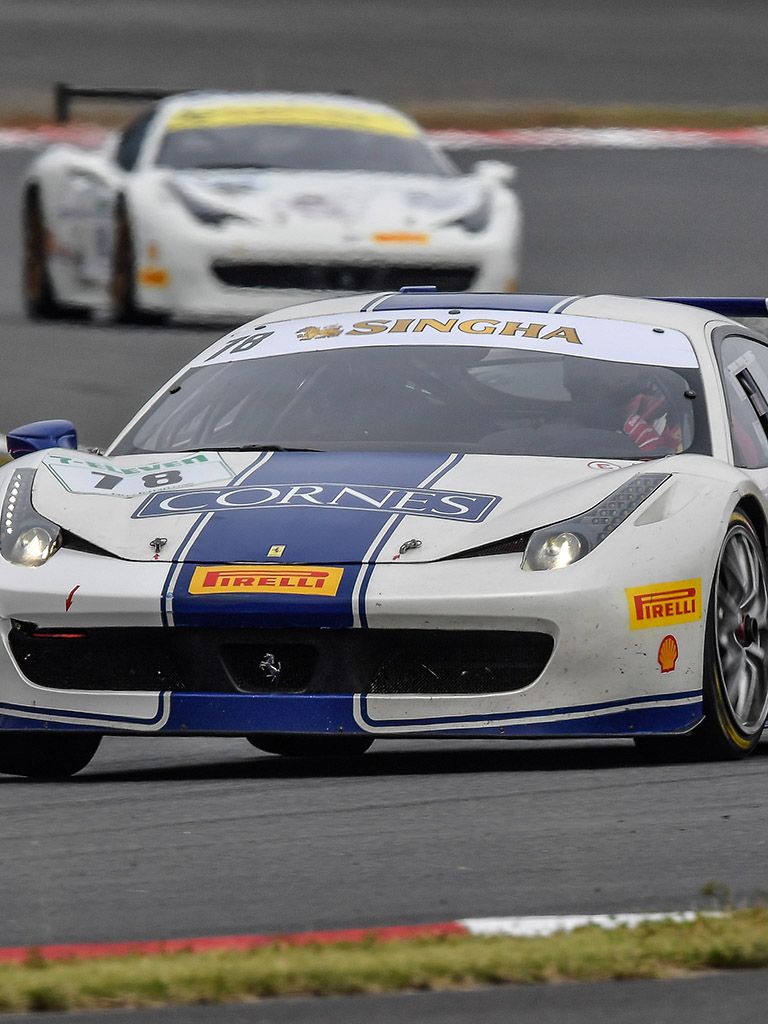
left=165, top=180, right=248, bottom=227
left=448, top=191, right=492, bottom=233
left=1, top=468, right=62, bottom=567
left=522, top=473, right=669, bottom=571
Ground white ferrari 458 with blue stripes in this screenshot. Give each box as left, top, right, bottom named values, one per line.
left=2, top=288, right=768, bottom=776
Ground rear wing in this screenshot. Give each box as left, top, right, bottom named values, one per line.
left=53, top=83, right=183, bottom=123
left=650, top=298, right=768, bottom=318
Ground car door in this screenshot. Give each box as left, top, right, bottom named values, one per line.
left=715, top=333, right=768, bottom=497
left=59, top=110, right=155, bottom=288
left=54, top=163, right=117, bottom=286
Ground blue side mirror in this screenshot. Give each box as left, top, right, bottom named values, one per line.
left=6, top=419, right=78, bottom=459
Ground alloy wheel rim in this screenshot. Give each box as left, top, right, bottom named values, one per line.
left=715, top=524, right=768, bottom=734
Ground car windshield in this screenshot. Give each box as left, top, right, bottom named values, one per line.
left=155, top=124, right=456, bottom=175
left=112, top=346, right=708, bottom=460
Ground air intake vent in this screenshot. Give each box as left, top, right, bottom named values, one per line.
left=60, top=530, right=115, bottom=558
left=441, top=533, right=531, bottom=561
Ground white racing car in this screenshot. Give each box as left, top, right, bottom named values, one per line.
left=2, top=288, right=768, bottom=777
left=22, top=89, right=521, bottom=323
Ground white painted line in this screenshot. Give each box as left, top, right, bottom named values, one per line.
left=432, top=127, right=768, bottom=150
left=460, top=911, right=720, bottom=938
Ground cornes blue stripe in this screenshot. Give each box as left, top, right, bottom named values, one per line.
left=169, top=451, right=452, bottom=629
left=160, top=452, right=273, bottom=626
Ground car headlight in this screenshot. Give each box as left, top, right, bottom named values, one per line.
left=165, top=181, right=248, bottom=227
left=1, top=469, right=61, bottom=567
left=522, top=473, right=669, bottom=571
left=448, top=191, right=492, bottom=233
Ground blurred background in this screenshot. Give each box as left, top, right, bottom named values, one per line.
left=1, top=0, right=768, bottom=438
left=4, top=0, right=768, bottom=113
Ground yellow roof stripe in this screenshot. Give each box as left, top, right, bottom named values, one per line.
left=165, top=104, right=419, bottom=137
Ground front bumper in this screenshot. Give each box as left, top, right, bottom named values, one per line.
left=134, top=220, right=519, bottom=319
left=0, top=541, right=706, bottom=739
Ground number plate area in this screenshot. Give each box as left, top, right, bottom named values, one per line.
left=41, top=452, right=235, bottom=497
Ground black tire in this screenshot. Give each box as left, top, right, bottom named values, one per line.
left=0, top=732, right=101, bottom=779
left=111, top=201, right=168, bottom=325
left=23, top=190, right=90, bottom=321
left=635, top=510, right=768, bottom=762
left=246, top=734, right=373, bottom=758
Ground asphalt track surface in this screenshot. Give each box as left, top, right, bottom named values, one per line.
left=5, top=0, right=768, bottom=115
left=3, top=145, right=768, bottom=1021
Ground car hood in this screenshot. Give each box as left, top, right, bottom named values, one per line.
left=28, top=449, right=649, bottom=565
left=167, top=168, right=487, bottom=231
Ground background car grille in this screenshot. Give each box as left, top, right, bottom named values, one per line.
left=211, top=262, right=476, bottom=292
left=9, top=622, right=553, bottom=696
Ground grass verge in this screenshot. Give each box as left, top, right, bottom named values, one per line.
left=3, top=910, right=768, bottom=1013
left=409, top=103, right=768, bottom=130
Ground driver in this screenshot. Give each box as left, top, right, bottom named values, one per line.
left=563, top=357, right=683, bottom=453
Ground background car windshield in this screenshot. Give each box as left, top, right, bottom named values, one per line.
left=155, top=125, right=457, bottom=175
left=113, top=346, right=707, bottom=459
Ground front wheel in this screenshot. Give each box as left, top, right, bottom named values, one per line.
left=639, top=511, right=768, bottom=762
left=0, top=732, right=101, bottom=778
left=246, top=734, right=373, bottom=758
left=635, top=512, right=768, bottom=761
left=110, top=203, right=168, bottom=325
left=695, top=511, right=768, bottom=758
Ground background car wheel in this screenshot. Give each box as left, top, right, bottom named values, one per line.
left=23, top=189, right=90, bottom=321
left=111, top=202, right=168, bottom=325
left=0, top=732, right=101, bottom=779
left=637, top=510, right=768, bottom=762
left=246, top=734, right=373, bottom=758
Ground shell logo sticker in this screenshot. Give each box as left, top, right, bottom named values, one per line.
left=658, top=634, right=679, bottom=673
left=189, top=565, right=343, bottom=597
left=626, top=579, right=702, bottom=630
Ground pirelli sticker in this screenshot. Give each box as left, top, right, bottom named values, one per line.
left=626, top=579, right=702, bottom=630
left=189, top=564, right=343, bottom=597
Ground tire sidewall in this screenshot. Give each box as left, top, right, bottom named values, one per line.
left=703, top=510, right=768, bottom=756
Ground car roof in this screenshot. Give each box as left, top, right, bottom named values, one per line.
left=193, top=294, right=713, bottom=373
left=154, top=89, right=422, bottom=130
left=259, top=291, right=749, bottom=339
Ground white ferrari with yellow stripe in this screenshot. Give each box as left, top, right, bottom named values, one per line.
left=22, top=91, right=521, bottom=323
left=1, top=288, right=768, bottom=777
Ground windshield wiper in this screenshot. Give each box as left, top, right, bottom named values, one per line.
left=180, top=445, right=324, bottom=453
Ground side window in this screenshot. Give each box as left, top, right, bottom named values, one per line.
left=718, top=336, right=768, bottom=469
left=114, top=110, right=155, bottom=172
